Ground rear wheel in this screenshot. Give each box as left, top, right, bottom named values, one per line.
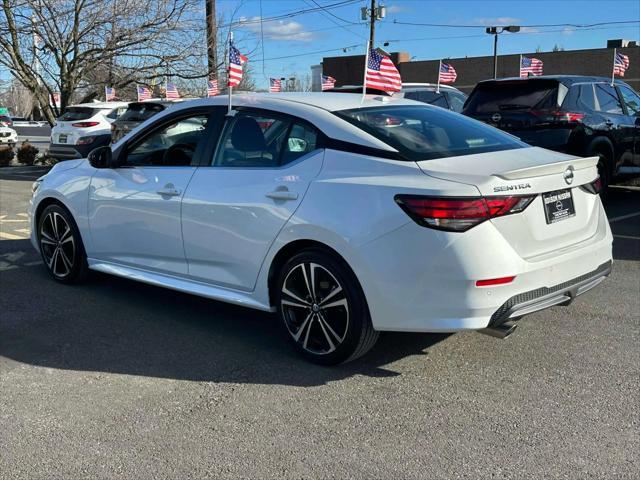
left=275, top=249, right=378, bottom=365
left=37, top=204, right=88, bottom=284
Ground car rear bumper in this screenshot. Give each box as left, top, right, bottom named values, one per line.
left=49, top=134, right=111, bottom=160
left=355, top=198, right=613, bottom=332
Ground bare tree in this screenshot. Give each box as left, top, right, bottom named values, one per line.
left=0, top=0, right=205, bottom=124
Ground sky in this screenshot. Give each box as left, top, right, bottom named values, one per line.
left=2, top=0, right=638, bottom=90
left=224, top=0, right=640, bottom=88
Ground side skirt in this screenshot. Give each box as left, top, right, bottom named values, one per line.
left=88, top=259, right=275, bottom=312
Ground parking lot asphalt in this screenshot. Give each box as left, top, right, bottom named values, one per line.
left=0, top=168, right=638, bottom=479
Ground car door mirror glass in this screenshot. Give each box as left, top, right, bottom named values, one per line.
left=287, top=137, right=308, bottom=152
left=87, top=145, right=112, bottom=168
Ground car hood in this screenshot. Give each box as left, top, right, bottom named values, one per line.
left=49, top=158, right=86, bottom=174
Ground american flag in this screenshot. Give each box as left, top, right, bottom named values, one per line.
left=137, top=86, right=151, bottom=101
left=613, top=52, right=630, bottom=77
left=207, top=79, right=219, bottom=97
left=438, top=62, right=457, bottom=83
left=165, top=82, right=180, bottom=99
left=105, top=86, right=116, bottom=101
left=520, top=56, right=544, bottom=78
left=228, top=43, right=248, bottom=87
left=269, top=78, right=282, bottom=93
left=365, top=48, right=401, bottom=93
left=321, top=75, right=336, bottom=91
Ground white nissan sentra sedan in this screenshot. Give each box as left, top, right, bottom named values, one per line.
left=29, top=93, right=612, bottom=364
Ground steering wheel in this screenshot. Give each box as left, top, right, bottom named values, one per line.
left=162, top=143, right=196, bottom=166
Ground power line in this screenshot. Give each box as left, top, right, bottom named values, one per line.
left=221, top=0, right=361, bottom=28
left=303, top=0, right=367, bottom=39
left=392, top=19, right=640, bottom=29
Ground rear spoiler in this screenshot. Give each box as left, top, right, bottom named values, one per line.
left=494, top=156, right=598, bottom=180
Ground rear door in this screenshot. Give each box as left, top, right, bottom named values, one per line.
left=181, top=109, right=324, bottom=291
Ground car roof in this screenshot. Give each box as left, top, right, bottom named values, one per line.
left=401, top=83, right=461, bottom=92
left=114, top=93, right=426, bottom=154
left=69, top=101, right=129, bottom=109
left=476, top=75, right=630, bottom=87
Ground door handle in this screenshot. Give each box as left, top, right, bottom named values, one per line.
left=265, top=190, right=298, bottom=201
left=156, top=186, right=182, bottom=196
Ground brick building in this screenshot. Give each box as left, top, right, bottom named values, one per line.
left=321, top=44, right=639, bottom=93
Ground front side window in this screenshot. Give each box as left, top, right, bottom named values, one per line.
left=214, top=112, right=318, bottom=168
left=595, top=84, right=623, bottom=114
left=126, top=114, right=209, bottom=167
left=618, top=85, right=640, bottom=115
left=336, top=105, right=526, bottom=161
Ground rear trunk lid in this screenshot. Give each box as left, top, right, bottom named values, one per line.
left=416, top=147, right=602, bottom=259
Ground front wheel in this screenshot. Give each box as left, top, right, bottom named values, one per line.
left=37, top=204, right=88, bottom=284
left=275, top=249, right=379, bottom=365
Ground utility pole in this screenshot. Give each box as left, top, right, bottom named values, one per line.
left=205, top=0, right=217, bottom=79
left=369, top=0, right=376, bottom=46
left=361, top=2, right=386, bottom=47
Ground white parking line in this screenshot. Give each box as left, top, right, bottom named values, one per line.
left=609, top=211, right=640, bottom=223
left=0, top=231, right=25, bottom=240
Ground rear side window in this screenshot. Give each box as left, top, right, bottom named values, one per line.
left=337, top=105, right=526, bottom=161
left=405, top=91, right=449, bottom=109
left=464, top=81, right=558, bottom=114
left=118, top=104, right=165, bottom=122
left=214, top=112, right=319, bottom=168
left=563, top=84, right=596, bottom=111
left=595, top=84, right=623, bottom=114
left=447, top=92, right=468, bottom=112
left=58, top=107, right=99, bottom=121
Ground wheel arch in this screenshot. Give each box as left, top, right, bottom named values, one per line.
left=267, top=239, right=355, bottom=308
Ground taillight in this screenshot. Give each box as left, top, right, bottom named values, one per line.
left=580, top=176, right=602, bottom=195
left=76, top=136, right=96, bottom=145
left=531, top=109, right=585, bottom=123
left=71, top=121, right=100, bottom=127
left=395, top=195, right=535, bottom=232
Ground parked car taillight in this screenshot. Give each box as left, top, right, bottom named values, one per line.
left=395, top=195, right=536, bottom=232
left=531, top=109, right=585, bottom=123
left=580, top=176, right=602, bottom=195
left=71, top=121, right=100, bottom=127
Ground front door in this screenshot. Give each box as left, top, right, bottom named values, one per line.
left=88, top=110, right=215, bottom=275
left=182, top=109, right=324, bottom=290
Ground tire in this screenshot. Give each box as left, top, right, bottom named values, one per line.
left=37, top=203, right=88, bottom=284
left=275, top=248, right=379, bottom=365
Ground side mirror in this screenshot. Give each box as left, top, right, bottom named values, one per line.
left=87, top=146, right=113, bottom=168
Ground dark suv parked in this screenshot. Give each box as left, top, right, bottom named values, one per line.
left=463, top=76, right=640, bottom=188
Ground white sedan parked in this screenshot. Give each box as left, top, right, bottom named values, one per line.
left=0, top=125, right=18, bottom=146
left=29, top=93, right=613, bottom=364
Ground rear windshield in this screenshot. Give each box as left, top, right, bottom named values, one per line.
left=464, top=81, right=559, bottom=114
left=336, top=105, right=526, bottom=161
left=58, top=107, right=100, bottom=121
left=117, top=103, right=165, bottom=122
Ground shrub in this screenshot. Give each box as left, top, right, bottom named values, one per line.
left=0, top=145, right=15, bottom=166
left=17, top=142, right=39, bottom=165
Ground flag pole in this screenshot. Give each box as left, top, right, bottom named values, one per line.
left=104, top=86, right=108, bottom=102
left=228, top=31, right=233, bottom=114
left=611, top=48, right=616, bottom=86
left=436, top=60, right=441, bottom=93
left=361, top=41, right=370, bottom=104
left=519, top=54, right=522, bottom=78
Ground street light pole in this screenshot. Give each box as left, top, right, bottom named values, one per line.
left=486, top=26, right=520, bottom=79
